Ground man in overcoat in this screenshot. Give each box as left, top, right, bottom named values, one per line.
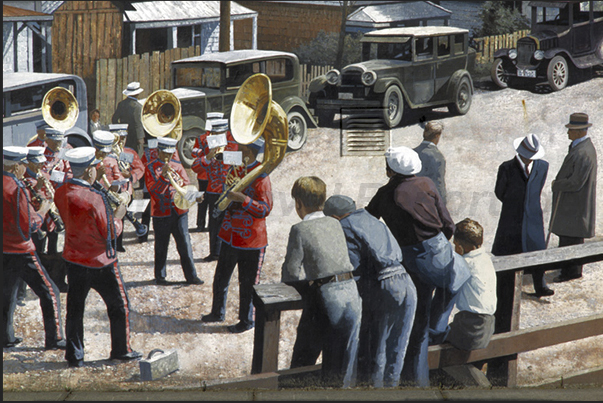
left=413, top=121, right=447, bottom=204
left=111, top=82, right=146, bottom=157
left=551, top=113, right=597, bottom=283
left=492, top=133, right=553, bottom=301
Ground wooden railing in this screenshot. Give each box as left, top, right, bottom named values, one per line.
left=473, top=29, right=531, bottom=64
left=252, top=240, right=603, bottom=387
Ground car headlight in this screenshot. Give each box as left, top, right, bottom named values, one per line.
left=534, top=50, right=544, bottom=60
left=361, top=71, right=377, bottom=86
left=508, top=49, right=518, bottom=60
left=326, top=69, right=340, bottom=85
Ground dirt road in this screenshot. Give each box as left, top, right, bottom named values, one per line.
left=3, top=77, right=602, bottom=392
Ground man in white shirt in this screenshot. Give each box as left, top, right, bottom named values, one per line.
left=446, top=218, right=497, bottom=351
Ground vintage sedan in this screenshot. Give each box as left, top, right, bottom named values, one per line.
left=491, top=1, right=603, bottom=91
left=170, top=50, right=317, bottom=168
left=307, top=26, right=476, bottom=128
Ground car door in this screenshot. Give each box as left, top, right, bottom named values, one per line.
left=434, top=34, right=467, bottom=101
left=411, top=36, right=436, bottom=105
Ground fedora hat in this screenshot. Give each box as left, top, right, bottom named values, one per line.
left=565, top=112, right=592, bottom=129
left=514, top=133, right=545, bottom=160
left=123, top=82, right=143, bottom=96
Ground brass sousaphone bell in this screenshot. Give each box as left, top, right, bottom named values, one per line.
left=141, top=90, right=196, bottom=210
left=213, top=73, right=289, bottom=216
left=29, top=86, right=79, bottom=145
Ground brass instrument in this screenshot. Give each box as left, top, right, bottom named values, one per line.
left=142, top=90, right=198, bottom=210
left=111, top=134, right=131, bottom=174
left=42, top=87, right=79, bottom=132
left=92, top=180, right=148, bottom=237
left=101, top=172, right=132, bottom=207
left=23, top=180, right=48, bottom=240
left=213, top=74, right=288, bottom=216
left=36, top=174, right=65, bottom=232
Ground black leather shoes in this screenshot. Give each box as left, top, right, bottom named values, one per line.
left=116, top=245, right=126, bottom=252
left=227, top=322, right=254, bottom=334
left=553, top=275, right=582, bottom=283
left=187, top=277, right=204, bottom=285
left=110, top=351, right=142, bottom=361
left=534, top=287, right=555, bottom=298
left=202, top=255, right=219, bottom=262
left=3, top=337, right=23, bottom=348
left=201, top=313, right=225, bottom=323
left=68, top=360, right=84, bottom=368
left=45, top=339, right=67, bottom=350
left=154, top=278, right=169, bottom=286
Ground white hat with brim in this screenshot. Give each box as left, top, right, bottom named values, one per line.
left=109, top=123, right=129, bottom=136
left=92, top=130, right=115, bottom=153
left=64, top=147, right=101, bottom=168
left=4, top=146, right=29, bottom=163
left=157, top=137, right=178, bottom=154
left=206, top=112, right=224, bottom=121
left=45, top=128, right=65, bottom=141
left=210, top=119, right=229, bottom=133
left=27, top=146, right=47, bottom=164
left=514, top=133, right=545, bottom=160
left=385, top=146, right=422, bottom=175
left=123, top=81, right=143, bottom=96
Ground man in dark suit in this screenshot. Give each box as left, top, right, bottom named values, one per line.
left=492, top=133, right=553, bottom=299
left=414, top=121, right=447, bottom=205
left=111, top=82, right=146, bottom=157
left=551, top=113, right=597, bottom=283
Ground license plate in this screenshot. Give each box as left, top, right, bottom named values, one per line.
left=517, top=69, right=536, bottom=78
left=338, top=92, right=353, bottom=100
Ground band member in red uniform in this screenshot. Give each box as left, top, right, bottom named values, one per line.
left=38, top=128, right=72, bottom=255
left=92, top=130, right=125, bottom=192
left=201, top=138, right=272, bottom=333
left=190, top=113, right=224, bottom=233
left=55, top=147, right=141, bottom=367
left=191, top=118, right=238, bottom=262
left=145, top=137, right=204, bottom=285
left=3, top=146, right=65, bottom=350
left=28, top=121, right=49, bottom=147
left=109, top=124, right=145, bottom=252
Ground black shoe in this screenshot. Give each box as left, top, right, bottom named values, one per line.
left=534, top=287, right=555, bottom=298
left=227, top=322, right=254, bottom=334
left=16, top=300, right=26, bottom=307
left=201, top=313, right=225, bottom=323
left=202, top=255, right=219, bottom=262
left=3, top=337, right=23, bottom=348
left=116, top=245, right=126, bottom=252
left=190, top=227, right=203, bottom=233
left=110, top=351, right=142, bottom=361
left=137, top=236, right=148, bottom=244
left=186, top=277, right=204, bottom=285
left=45, top=339, right=67, bottom=350
left=68, top=360, right=84, bottom=368
left=154, top=278, right=169, bottom=286
left=201, top=227, right=209, bottom=233
left=553, top=275, right=582, bottom=283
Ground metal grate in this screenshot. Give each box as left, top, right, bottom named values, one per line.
left=341, top=129, right=391, bottom=156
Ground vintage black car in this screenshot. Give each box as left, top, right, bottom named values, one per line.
left=170, top=50, right=317, bottom=168
left=491, top=1, right=603, bottom=91
left=307, top=26, right=476, bottom=128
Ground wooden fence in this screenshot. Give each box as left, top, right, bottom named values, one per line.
left=473, top=29, right=530, bottom=64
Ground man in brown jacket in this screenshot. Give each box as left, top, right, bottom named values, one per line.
left=551, top=112, right=597, bottom=282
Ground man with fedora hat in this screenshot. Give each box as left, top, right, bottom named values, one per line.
left=492, top=133, right=553, bottom=298
left=55, top=147, right=141, bottom=367
left=551, top=112, right=597, bottom=283
left=112, top=82, right=146, bottom=156
left=365, top=146, right=470, bottom=387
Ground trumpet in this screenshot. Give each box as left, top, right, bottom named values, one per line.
left=101, top=171, right=131, bottom=207
left=112, top=135, right=131, bottom=175
left=37, top=173, right=65, bottom=232
left=163, top=163, right=199, bottom=210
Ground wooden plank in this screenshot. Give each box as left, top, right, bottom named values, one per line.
left=64, top=12, right=74, bottom=73
left=107, top=58, right=117, bottom=123
left=98, top=58, right=109, bottom=126
left=492, top=241, right=603, bottom=273
left=152, top=51, right=161, bottom=93
left=537, top=366, right=603, bottom=387
left=115, top=57, right=123, bottom=118
left=140, top=52, right=150, bottom=100
left=251, top=308, right=281, bottom=374
left=427, top=313, right=603, bottom=369
left=128, top=54, right=137, bottom=84
left=253, top=283, right=302, bottom=311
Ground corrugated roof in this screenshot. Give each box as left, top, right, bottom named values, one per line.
left=363, top=26, right=467, bottom=38
left=4, top=4, right=51, bottom=18
left=173, top=49, right=296, bottom=64
left=348, top=1, right=451, bottom=25
left=124, top=1, right=256, bottom=23
left=41, top=1, right=63, bottom=15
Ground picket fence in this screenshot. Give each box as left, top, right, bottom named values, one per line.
left=94, top=30, right=529, bottom=124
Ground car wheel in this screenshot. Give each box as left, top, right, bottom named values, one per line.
left=382, top=86, right=403, bottom=128
left=287, top=111, right=308, bottom=151
left=491, top=58, right=511, bottom=88
left=317, top=110, right=335, bottom=127
left=449, top=76, right=472, bottom=115
left=178, top=128, right=204, bottom=169
left=547, top=55, right=569, bottom=91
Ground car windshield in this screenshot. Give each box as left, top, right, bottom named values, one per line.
left=4, top=79, right=78, bottom=117
left=173, top=64, right=221, bottom=89
left=362, top=37, right=412, bottom=61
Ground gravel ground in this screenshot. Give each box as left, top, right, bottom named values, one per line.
left=3, top=77, right=603, bottom=392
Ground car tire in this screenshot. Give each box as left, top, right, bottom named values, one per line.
left=449, top=76, right=472, bottom=115
left=547, top=55, right=569, bottom=91
left=178, top=128, right=204, bottom=169
left=382, top=86, right=403, bottom=128
left=287, top=111, right=308, bottom=151
left=491, top=58, right=511, bottom=89
left=317, top=110, right=335, bottom=127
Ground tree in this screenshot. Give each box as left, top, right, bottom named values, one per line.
left=293, top=31, right=362, bottom=66
left=473, top=1, right=530, bottom=38
left=334, top=1, right=349, bottom=70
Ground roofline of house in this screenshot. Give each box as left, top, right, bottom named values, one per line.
left=126, top=12, right=257, bottom=29
left=3, top=15, right=54, bottom=22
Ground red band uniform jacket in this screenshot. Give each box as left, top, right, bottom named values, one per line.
left=23, top=168, right=57, bottom=233
left=42, top=144, right=73, bottom=187
left=145, top=158, right=190, bottom=217
left=191, top=131, right=238, bottom=194
left=218, top=161, right=272, bottom=249
left=55, top=178, right=123, bottom=268
left=3, top=172, right=44, bottom=254
left=121, top=147, right=145, bottom=196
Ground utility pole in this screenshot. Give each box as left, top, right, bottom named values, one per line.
left=220, top=1, right=231, bottom=52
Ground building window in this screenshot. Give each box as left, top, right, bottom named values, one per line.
left=437, top=36, right=450, bottom=57
left=136, top=28, right=168, bottom=54
left=178, top=26, right=193, bottom=47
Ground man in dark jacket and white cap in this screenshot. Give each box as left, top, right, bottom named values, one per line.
left=324, top=194, right=417, bottom=388
left=551, top=112, right=597, bottom=283
left=366, top=146, right=469, bottom=387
